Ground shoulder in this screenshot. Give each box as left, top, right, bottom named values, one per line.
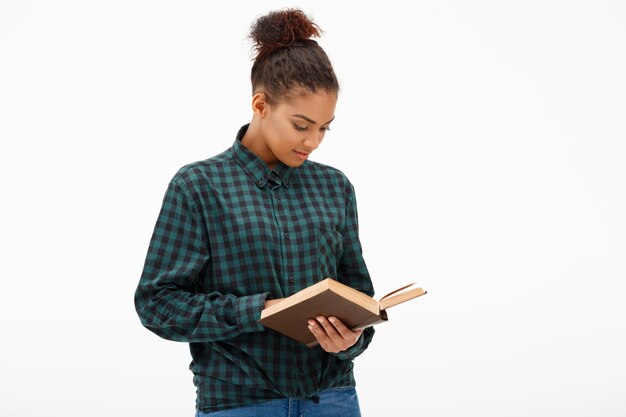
left=298, top=160, right=356, bottom=201
left=298, top=160, right=350, bottom=185
left=164, top=148, right=233, bottom=206
left=170, top=149, right=231, bottom=186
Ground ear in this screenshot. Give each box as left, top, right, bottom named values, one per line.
left=251, top=92, right=270, bottom=118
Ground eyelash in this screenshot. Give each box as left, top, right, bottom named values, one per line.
left=293, top=124, right=331, bottom=132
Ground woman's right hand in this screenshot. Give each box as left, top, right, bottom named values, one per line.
left=264, top=298, right=284, bottom=309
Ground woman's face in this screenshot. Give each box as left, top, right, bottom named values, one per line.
left=260, top=90, right=337, bottom=168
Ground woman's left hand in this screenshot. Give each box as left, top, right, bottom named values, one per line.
left=307, top=316, right=364, bottom=353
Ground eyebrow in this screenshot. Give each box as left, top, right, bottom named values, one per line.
left=291, top=114, right=336, bottom=125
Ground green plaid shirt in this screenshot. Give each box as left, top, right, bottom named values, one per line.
left=134, top=123, right=375, bottom=412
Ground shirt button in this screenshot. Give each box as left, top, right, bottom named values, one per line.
left=275, top=194, right=281, bottom=199
left=258, top=179, right=265, bottom=186
left=288, top=276, right=295, bottom=284
left=284, top=232, right=290, bottom=239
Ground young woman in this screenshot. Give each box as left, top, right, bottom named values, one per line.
left=134, top=8, right=376, bottom=417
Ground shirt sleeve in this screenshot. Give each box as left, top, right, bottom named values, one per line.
left=134, top=178, right=270, bottom=343
left=330, top=180, right=376, bottom=360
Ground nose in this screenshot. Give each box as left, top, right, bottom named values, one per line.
left=302, top=132, right=324, bottom=152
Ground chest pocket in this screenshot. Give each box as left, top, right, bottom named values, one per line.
left=316, top=226, right=344, bottom=280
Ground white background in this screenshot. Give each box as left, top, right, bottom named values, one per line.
left=1, top=1, right=625, bottom=416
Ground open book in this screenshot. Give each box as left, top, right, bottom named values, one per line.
left=258, top=278, right=427, bottom=348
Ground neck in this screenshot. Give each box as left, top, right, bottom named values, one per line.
left=241, top=118, right=280, bottom=170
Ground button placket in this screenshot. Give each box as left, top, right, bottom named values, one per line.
left=267, top=177, right=295, bottom=293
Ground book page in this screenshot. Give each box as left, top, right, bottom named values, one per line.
left=378, top=283, right=427, bottom=310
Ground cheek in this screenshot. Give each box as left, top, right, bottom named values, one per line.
left=272, top=125, right=296, bottom=152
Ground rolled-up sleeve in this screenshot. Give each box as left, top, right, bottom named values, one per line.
left=134, top=179, right=269, bottom=343
left=331, top=181, right=376, bottom=360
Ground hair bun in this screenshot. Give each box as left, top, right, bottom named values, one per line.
left=249, top=8, right=322, bottom=60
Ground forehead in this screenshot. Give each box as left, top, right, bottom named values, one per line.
left=278, top=91, right=337, bottom=121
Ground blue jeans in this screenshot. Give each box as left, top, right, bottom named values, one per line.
left=194, top=386, right=361, bottom=417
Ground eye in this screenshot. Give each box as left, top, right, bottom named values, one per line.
left=293, top=123, right=332, bottom=132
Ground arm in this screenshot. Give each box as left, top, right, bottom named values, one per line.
left=134, top=178, right=269, bottom=343
left=328, top=180, right=376, bottom=360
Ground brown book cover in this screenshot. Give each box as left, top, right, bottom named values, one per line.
left=258, top=278, right=427, bottom=348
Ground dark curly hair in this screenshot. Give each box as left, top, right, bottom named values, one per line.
left=247, top=8, right=340, bottom=106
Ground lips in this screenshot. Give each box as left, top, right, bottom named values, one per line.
left=293, top=150, right=310, bottom=161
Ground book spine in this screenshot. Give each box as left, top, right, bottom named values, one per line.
left=351, top=314, right=387, bottom=331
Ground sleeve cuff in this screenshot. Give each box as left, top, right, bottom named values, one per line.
left=330, top=326, right=375, bottom=360
left=331, top=336, right=365, bottom=360
left=235, top=293, right=270, bottom=333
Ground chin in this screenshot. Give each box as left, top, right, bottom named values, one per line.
left=284, top=160, right=305, bottom=168
left=281, top=155, right=307, bottom=167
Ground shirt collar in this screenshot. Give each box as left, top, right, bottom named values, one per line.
left=232, top=123, right=294, bottom=188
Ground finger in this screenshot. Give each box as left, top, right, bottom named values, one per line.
left=328, top=318, right=365, bottom=350
left=315, top=316, right=343, bottom=341
left=316, top=316, right=356, bottom=350
left=326, top=317, right=364, bottom=347
left=308, top=319, right=339, bottom=352
left=327, top=316, right=358, bottom=339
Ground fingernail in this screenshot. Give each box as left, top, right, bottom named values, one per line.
left=308, top=320, right=315, bottom=326
left=329, top=317, right=336, bottom=323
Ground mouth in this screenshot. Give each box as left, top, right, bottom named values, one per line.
left=293, top=150, right=310, bottom=160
